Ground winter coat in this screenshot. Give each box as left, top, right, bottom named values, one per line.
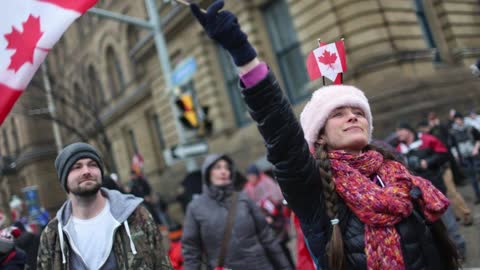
left=397, top=133, right=449, bottom=193
left=1, top=247, right=27, bottom=270
left=240, top=71, right=448, bottom=270
left=449, top=124, right=480, bottom=160
left=37, top=188, right=173, bottom=270
left=182, top=154, right=291, bottom=270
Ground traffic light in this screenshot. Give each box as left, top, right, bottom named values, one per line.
left=175, top=93, right=199, bottom=129
left=198, top=106, right=213, bottom=137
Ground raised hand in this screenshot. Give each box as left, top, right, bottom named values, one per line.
left=190, top=0, right=256, bottom=66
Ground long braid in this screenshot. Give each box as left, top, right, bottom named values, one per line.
left=314, top=144, right=345, bottom=270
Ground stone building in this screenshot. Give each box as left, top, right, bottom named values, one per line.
left=1, top=0, right=479, bottom=212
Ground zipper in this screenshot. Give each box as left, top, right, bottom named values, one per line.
left=120, top=227, right=129, bottom=270
left=97, top=221, right=121, bottom=269
left=63, top=221, right=121, bottom=269
left=62, top=229, right=90, bottom=269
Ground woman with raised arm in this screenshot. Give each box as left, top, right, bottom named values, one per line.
left=189, top=1, right=459, bottom=270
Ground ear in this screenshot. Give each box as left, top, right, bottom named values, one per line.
left=316, top=134, right=326, bottom=145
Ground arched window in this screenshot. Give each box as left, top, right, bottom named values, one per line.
left=11, top=118, right=20, bottom=155
left=73, top=83, right=84, bottom=126
left=127, top=25, right=139, bottom=51
left=106, top=46, right=125, bottom=99
left=88, top=65, right=105, bottom=106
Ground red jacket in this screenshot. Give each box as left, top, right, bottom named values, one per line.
left=293, top=215, right=316, bottom=270
left=168, top=241, right=184, bottom=270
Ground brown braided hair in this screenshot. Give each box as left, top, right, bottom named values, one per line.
left=314, top=143, right=345, bottom=270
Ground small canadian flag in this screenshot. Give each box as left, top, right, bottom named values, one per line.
left=306, top=40, right=347, bottom=84
left=0, top=0, right=98, bottom=126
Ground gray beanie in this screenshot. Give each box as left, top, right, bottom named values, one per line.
left=54, top=142, right=104, bottom=192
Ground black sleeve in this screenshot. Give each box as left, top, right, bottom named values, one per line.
left=471, top=127, right=480, bottom=141
left=241, top=71, right=328, bottom=225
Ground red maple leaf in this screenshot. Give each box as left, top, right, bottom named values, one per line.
left=318, top=49, right=337, bottom=69
left=4, top=15, right=46, bottom=72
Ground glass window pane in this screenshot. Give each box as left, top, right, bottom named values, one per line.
left=263, top=0, right=309, bottom=103
left=217, top=47, right=250, bottom=126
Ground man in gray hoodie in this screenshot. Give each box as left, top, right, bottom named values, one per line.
left=37, top=142, right=173, bottom=269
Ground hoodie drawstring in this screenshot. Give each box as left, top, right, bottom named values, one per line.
left=58, top=223, right=67, bottom=264
left=123, top=221, right=137, bottom=255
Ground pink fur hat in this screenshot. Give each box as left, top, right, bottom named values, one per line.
left=299, top=84, right=373, bottom=150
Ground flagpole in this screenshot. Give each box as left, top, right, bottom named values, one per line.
left=41, top=63, right=63, bottom=153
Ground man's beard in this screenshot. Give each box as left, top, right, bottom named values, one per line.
left=69, top=179, right=102, bottom=197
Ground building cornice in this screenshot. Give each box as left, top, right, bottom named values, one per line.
left=100, top=80, right=152, bottom=125
left=15, top=144, right=57, bottom=170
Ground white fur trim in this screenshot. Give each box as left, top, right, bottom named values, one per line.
left=299, top=85, right=373, bottom=149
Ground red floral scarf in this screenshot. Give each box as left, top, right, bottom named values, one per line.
left=328, top=150, right=449, bottom=270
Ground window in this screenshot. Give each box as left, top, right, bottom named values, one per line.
left=217, top=47, right=250, bottom=126
left=73, top=83, right=83, bottom=103
left=106, top=47, right=125, bottom=98
left=11, top=118, right=20, bottom=155
left=127, top=25, right=139, bottom=51
left=151, top=114, right=166, bottom=150
left=262, top=0, right=309, bottom=103
left=128, top=129, right=138, bottom=155
left=88, top=65, right=105, bottom=107
left=73, top=83, right=84, bottom=126
left=413, top=0, right=440, bottom=62
left=2, top=129, right=10, bottom=156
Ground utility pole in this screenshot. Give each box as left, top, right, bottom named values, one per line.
left=87, top=0, right=198, bottom=171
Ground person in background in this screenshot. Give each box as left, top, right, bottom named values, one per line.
left=449, top=112, right=480, bottom=205
left=13, top=221, right=40, bottom=269
left=168, top=224, right=184, bottom=270
left=244, top=164, right=284, bottom=204
left=102, top=174, right=125, bottom=193
left=465, top=110, right=480, bottom=131
left=396, top=123, right=466, bottom=260
left=244, top=164, right=294, bottom=267
left=470, top=59, right=480, bottom=77
left=182, top=154, right=292, bottom=270
left=0, top=227, right=26, bottom=270
left=418, top=118, right=473, bottom=226
left=428, top=112, right=466, bottom=185
left=127, top=170, right=152, bottom=200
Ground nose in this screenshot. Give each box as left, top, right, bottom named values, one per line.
left=80, top=165, right=92, bottom=176
left=347, top=110, right=358, bottom=122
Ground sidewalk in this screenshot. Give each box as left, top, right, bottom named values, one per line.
left=457, top=183, right=480, bottom=268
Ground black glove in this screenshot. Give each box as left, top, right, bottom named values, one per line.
left=190, top=0, right=257, bottom=66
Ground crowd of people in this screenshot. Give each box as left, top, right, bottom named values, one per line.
left=1, top=1, right=479, bottom=269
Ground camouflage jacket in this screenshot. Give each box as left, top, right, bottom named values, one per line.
left=37, top=189, right=173, bottom=270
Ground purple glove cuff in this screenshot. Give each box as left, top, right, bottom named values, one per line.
left=240, top=62, right=268, bottom=88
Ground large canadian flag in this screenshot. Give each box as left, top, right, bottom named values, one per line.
left=0, top=0, right=98, bottom=125
left=306, top=40, right=347, bottom=84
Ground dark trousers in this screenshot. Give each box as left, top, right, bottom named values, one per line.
left=462, top=156, right=480, bottom=199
